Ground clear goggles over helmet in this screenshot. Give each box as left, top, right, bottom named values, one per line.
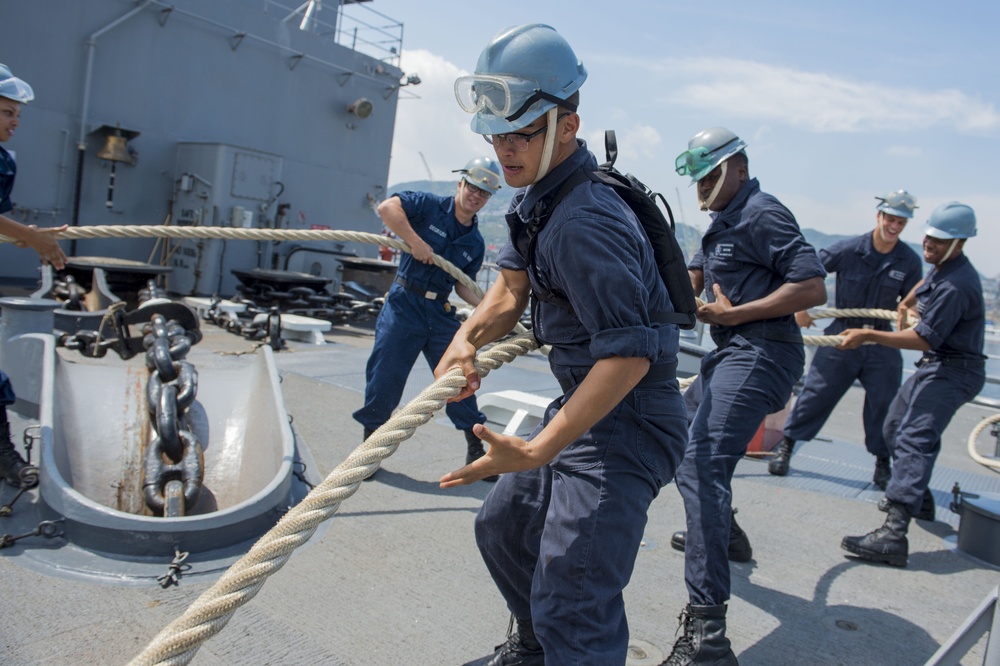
left=455, top=74, right=573, bottom=123
left=875, top=190, right=918, bottom=219
left=674, top=137, right=740, bottom=179
left=0, top=73, right=34, bottom=104
left=461, top=165, right=502, bottom=193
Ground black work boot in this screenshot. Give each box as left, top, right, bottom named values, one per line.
left=767, top=436, right=795, bottom=476
left=872, top=457, right=891, bottom=490
left=671, top=509, right=752, bottom=563
left=465, top=428, right=498, bottom=483
left=660, top=603, right=738, bottom=666
left=879, top=488, right=934, bottom=521
left=0, top=421, right=37, bottom=489
left=841, top=501, right=911, bottom=567
left=468, top=616, right=544, bottom=666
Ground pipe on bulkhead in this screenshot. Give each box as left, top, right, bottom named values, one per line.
left=70, top=0, right=155, bottom=254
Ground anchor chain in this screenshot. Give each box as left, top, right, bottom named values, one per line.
left=203, top=299, right=285, bottom=351
left=141, top=313, right=205, bottom=517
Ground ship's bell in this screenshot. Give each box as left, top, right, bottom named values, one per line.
left=96, top=133, right=133, bottom=164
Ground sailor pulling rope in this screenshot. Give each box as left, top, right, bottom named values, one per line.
left=1, top=225, right=994, bottom=661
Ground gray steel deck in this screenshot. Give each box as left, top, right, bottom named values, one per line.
left=1, top=321, right=998, bottom=665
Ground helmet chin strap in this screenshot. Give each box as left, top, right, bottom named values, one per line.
left=878, top=219, right=891, bottom=244
left=531, top=107, right=560, bottom=184
left=938, top=238, right=960, bottom=264
left=698, top=161, right=728, bottom=211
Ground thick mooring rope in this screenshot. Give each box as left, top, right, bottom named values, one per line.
left=12, top=225, right=994, bottom=659
left=0, top=226, right=483, bottom=297
left=966, top=412, right=1000, bottom=472
left=128, top=332, right=540, bottom=666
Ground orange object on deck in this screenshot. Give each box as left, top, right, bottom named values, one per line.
left=746, top=396, right=794, bottom=455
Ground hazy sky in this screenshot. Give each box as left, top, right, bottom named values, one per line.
left=360, top=1, right=998, bottom=271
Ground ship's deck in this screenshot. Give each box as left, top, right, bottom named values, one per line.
left=2, top=320, right=999, bottom=665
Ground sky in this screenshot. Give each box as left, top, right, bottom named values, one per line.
left=359, top=1, right=999, bottom=273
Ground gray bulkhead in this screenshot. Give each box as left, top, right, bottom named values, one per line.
left=1, top=0, right=404, bottom=295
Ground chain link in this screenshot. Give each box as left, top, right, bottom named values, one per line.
left=141, top=313, right=204, bottom=517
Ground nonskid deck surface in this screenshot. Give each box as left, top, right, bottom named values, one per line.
left=1, top=321, right=997, bottom=665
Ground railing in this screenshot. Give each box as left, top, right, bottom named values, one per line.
left=263, top=0, right=403, bottom=67
left=924, top=583, right=1000, bottom=666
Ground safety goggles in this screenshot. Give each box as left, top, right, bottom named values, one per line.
left=674, top=137, right=740, bottom=177
left=463, top=165, right=501, bottom=195
left=878, top=191, right=918, bottom=212
left=455, top=75, right=572, bottom=122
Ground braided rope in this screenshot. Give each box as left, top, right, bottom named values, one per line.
left=806, top=307, right=896, bottom=321
left=0, top=226, right=481, bottom=296
left=128, top=333, right=540, bottom=666
left=966, top=412, right=1000, bottom=472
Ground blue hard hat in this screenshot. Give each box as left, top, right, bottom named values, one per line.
left=0, top=64, right=33, bottom=103
left=675, top=127, right=747, bottom=183
left=923, top=201, right=977, bottom=240
left=455, top=24, right=587, bottom=135
left=876, top=190, right=918, bottom=218
left=453, top=156, right=502, bottom=193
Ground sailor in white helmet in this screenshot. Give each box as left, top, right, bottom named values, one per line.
left=0, top=63, right=68, bottom=489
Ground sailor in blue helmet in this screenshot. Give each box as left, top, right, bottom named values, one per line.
left=0, top=64, right=67, bottom=488
left=769, top=191, right=923, bottom=486
left=668, top=127, right=826, bottom=664
left=436, top=24, right=688, bottom=665
left=840, top=202, right=985, bottom=567
left=352, top=156, right=500, bottom=478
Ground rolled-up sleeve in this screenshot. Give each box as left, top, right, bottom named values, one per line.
left=496, top=241, right=527, bottom=272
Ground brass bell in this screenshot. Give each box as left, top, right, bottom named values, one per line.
left=96, top=132, right=133, bottom=164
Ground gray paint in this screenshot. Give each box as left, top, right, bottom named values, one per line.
left=2, top=0, right=403, bottom=292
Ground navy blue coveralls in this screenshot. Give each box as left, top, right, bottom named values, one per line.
left=677, top=178, right=825, bottom=606
left=883, top=254, right=985, bottom=515
left=352, top=190, right=486, bottom=433
left=0, top=146, right=19, bottom=406
left=485, top=143, right=687, bottom=664
left=783, top=233, right=922, bottom=456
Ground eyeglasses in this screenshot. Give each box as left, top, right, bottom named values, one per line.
left=464, top=181, right=492, bottom=198
left=484, top=113, right=569, bottom=152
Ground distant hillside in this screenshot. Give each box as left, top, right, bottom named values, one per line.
left=387, top=179, right=998, bottom=322
left=802, top=228, right=923, bottom=261
left=389, top=179, right=703, bottom=259
left=387, top=179, right=915, bottom=264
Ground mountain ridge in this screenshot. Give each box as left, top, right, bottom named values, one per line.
left=387, top=179, right=922, bottom=262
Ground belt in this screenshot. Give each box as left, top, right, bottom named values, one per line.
left=714, top=322, right=802, bottom=345
left=917, top=354, right=986, bottom=370
left=394, top=276, right=450, bottom=301
left=836, top=318, right=892, bottom=332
